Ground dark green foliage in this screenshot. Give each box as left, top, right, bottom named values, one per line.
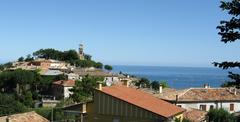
left=135, top=78, right=150, bottom=88
left=0, top=65, right=4, bottom=71
left=214, top=0, right=240, bottom=88
left=94, top=62, right=103, bottom=69
left=207, top=108, right=236, bottom=122
left=160, top=81, right=169, bottom=88
left=62, top=50, right=79, bottom=61
left=20, top=91, right=34, bottom=107
left=175, top=118, right=191, bottom=122
left=104, top=65, right=113, bottom=71
left=33, top=48, right=105, bottom=69
left=18, top=57, right=24, bottom=62
left=33, top=48, right=79, bottom=61
left=24, top=54, right=34, bottom=62
left=0, top=62, right=13, bottom=70
left=217, top=0, right=240, bottom=43
left=0, top=69, right=35, bottom=94
left=84, top=54, right=92, bottom=61
left=31, top=108, right=52, bottom=120
left=150, top=81, right=169, bottom=90
left=33, top=48, right=63, bottom=60
left=0, top=69, right=66, bottom=99
left=0, top=93, right=26, bottom=116
left=150, top=81, right=159, bottom=90
left=70, top=76, right=103, bottom=102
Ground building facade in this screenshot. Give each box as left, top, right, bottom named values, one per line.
left=87, top=85, right=185, bottom=122
left=52, top=80, right=75, bottom=99
left=156, top=86, right=240, bottom=114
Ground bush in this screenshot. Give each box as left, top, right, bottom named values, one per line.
left=207, top=108, right=236, bottom=122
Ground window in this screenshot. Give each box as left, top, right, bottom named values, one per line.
left=210, top=105, right=214, bottom=110
left=230, top=104, right=234, bottom=111
left=200, top=105, right=207, bottom=111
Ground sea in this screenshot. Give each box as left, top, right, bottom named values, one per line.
left=112, top=65, right=239, bottom=89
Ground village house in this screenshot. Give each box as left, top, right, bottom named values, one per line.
left=48, top=59, right=69, bottom=70
left=52, top=80, right=75, bottom=99
left=62, top=83, right=185, bottom=122
left=154, top=85, right=240, bottom=114
left=27, top=59, right=51, bottom=70
left=0, top=111, right=49, bottom=122
left=84, top=83, right=185, bottom=122
left=183, top=108, right=207, bottom=122
left=73, top=68, right=124, bottom=84
left=67, top=73, right=80, bottom=80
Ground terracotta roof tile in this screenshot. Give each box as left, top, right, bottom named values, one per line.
left=53, top=80, right=75, bottom=87
left=157, top=87, right=240, bottom=102
left=0, top=111, right=49, bottom=122
left=100, top=85, right=185, bottom=118
left=183, top=109, right=207, bottom=122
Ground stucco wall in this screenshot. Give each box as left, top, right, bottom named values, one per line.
left=64, top=86, right=73, bottom=98
left=177, top=102, right=240, bottom=113
left=86, top=90, right=174, bottom=122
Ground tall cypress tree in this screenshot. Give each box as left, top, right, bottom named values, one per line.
left=214, top=0, right=240, bottom=88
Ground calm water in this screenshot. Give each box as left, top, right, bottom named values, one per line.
left=113, top=65, right=238, bottom=89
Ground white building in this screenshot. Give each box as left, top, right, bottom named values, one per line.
left=52, top=80, right=75, bottom=99
left=72, top=68, right=124, bottom=84
left=155, top=86, right=240, bottom=114
left=67, top=73, right=80, bottom=80
left=49, top=59, right=69, bottom=70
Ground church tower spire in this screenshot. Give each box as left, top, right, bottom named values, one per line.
left=79, top=43, right=84, bottom=60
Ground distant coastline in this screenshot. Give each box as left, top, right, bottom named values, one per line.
left=112, top=65, right=235, bottom=89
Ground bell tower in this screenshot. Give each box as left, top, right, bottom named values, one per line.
left=79, top=43, right=85, bottom=60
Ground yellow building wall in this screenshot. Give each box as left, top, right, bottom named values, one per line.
left=86, top=90, right=174, bottom=122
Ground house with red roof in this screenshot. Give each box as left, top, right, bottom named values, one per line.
left=52, top=80, right=75, bottom=99
left=85, top=84, right=185, bottom=122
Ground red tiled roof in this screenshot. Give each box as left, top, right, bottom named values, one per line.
left=178, top=88, right=240, bottom=101
left=0, top=111, right=49, bottom=122
left=100, top=85, right=185, bottom=118
left=183, top=109, right=207, bottom=122
left=53, top=80, right=75, bottom=87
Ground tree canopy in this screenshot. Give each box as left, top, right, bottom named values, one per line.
left=70, top=76, right=103, bottom=102
left=0, top=93, right=26, bottom=116
left=104, top=65, right=113, bottom=71
left=207, top=108, right=236, bottom=122
left=214, top=0, right=240, bottom=88
left=32, top=48, right=108, bottom=69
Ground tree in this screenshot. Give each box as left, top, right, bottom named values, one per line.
left=207, top=108, right=236, bottom=122
left=94, top=62, right=103, bottom=69
left=135, top=78, right=150, bottom=88
left=70, top=76, right=103, bottom=102
left=18, top=57, right=24, bottom=62
left=104, top=65, right=113, bottom=71
left=0, top=93, right=26, bottom=116
left=25, top=54, right=34, bottom=62
left=21, top=91, right=34, bottom=107
left=150, top=81, right=169, bottom=90
left=63, top=50, right=79, bottom=61
left=33, top=48, right=63, bottom=60
left=175, top=118, right=191, bottom=122
left=214, top=0, right=240, bottom=88
left=150, top=81, right=160, bottom=90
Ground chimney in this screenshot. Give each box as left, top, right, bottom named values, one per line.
left=234, top=88, right=237, bottom=95
left=159, top=84, right=163, bottom=94
left=97, top=82, right=102, bottom=90
left=123, top=80, right=130, bottom=87
left=175, top=95, right=179, bottom=105
left=204, top=84, right=210, bottom=88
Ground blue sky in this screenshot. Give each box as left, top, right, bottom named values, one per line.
left=0, top=0, right=239, bottom=67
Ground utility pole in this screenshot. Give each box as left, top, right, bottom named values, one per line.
left=51, top=108, right=53, bottom=122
